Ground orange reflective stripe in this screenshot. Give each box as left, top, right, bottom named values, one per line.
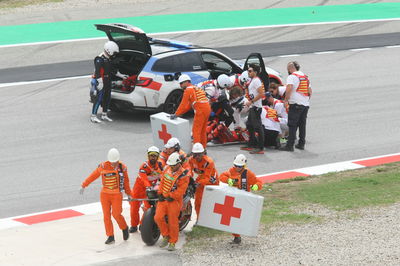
left=193, top=86, right=208, bottom=102
left=264, top=107, right=279, bottom=122
left=292, top=73, right=310, bottom=96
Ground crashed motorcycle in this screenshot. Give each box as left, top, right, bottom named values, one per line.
left=139, top=179, right=196, bottom=246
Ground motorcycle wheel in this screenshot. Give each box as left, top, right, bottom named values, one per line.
left=140, top=207, right=161, bottom=246
left=179, top=200, right=192, bottom=231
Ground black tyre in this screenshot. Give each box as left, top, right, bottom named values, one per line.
left=179, top=200, right=192, bottom=231
left=140, top=207, right=160, bottom=246
left=163, top=90, right=183, bottom=114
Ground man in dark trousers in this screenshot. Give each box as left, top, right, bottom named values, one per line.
left=280, top=61, right=312, bottom=151
left=90, top=41, right=128, bottom=123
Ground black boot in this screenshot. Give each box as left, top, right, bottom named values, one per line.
left=279, top=145, right=294, bottom=152
left=129, top=226, right=138, bottom=233
left=123, top=227, right=129, bottom=240
left=105, top=235, right=115, bottom=244
left=295, top=144, right=304, bottom=150
left=231, top=236, right=241, bottom=244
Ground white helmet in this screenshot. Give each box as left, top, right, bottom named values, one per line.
left=165, top=137, right=180, bottom=150
left=178, top=74, right=191, bottom=84
left=217, top=74, right=233, bottom=89
left=233, top=154, right=247, bottom=166
left=167, top=152, right=181, bottom=166
left=107, top=148, right=120, bottom=163
left=147, top=146, right=160, bottom=154
left=239, top=71, right=250, bottom=83
left=192, top=142, right=205, bottom=153
left=104, top=41, right=119, bottom=56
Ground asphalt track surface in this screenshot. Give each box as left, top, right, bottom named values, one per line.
left=0, top=1, right=399, bottom=266
left=0, top=0, right=398, bottom=220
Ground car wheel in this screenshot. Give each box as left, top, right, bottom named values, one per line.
left=163, top=90, right=183, bottom=114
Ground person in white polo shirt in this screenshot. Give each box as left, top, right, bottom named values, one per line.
left=240, top=64, right=265, bottom=154
left=280, top=61, right=312, bottom=151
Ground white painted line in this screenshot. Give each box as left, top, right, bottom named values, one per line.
left=314, top=51, right=336, bottom=55
left=0, top=219, right=26, bottom=230
left=350, top=48, right=372, bottom=52
left=385, top=45, right=400, bottom=48
left=70, top=202, right=103, bottom=215
left=2, top=17, right=400, bottom=49
left=297, top=162, right=365, bottom=176
left=278, top=54, right=300, bottom=58
left=0, top=75, right=90, bottom=88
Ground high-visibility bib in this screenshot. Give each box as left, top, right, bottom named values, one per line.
left=292, top=73, right=310, bottom=96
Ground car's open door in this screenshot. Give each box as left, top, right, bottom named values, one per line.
left=95, top=23, right=152, bottom=57
left=243, top=53, right=269, bottom=90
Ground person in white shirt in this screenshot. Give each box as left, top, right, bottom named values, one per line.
left=280, top=61, right=312, bottom=151
left=240, top=64, right=265, bottom=154
left=264, top=92, right=288, bottom=141
left=261, top=105, right=281, bottom=148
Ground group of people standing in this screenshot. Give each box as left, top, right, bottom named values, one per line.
left=80, top=138, right=262, bottom=250
left=171, top=61, right=312, bottom=154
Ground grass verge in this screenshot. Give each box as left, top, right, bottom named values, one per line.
left=0, top=0, right=63, bottom=9
left=185, top=162, right=400, bottom=247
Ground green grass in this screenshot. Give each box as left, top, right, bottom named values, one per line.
left=0, top=0, right=63, bottom=9
left=184, top=162, right=400, bottom=245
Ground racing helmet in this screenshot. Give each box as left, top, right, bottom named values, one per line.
left=167, top=152, right=181, bottom=166
left=107, top=148, right=120, bottom=163
left=104, top=41, right=119, bottom=56
left=147, top=146, right=160, bottom=156
left=233, top=154, right=247, bottom=166
left=178, top=74, right=191, bottom=84
left=165, top=137, right=180, bottom=151
left=239, top=71, right=250, bottom=83
left=217, top=74, right=233, bottom=89
left=192, top=143, right=205, bottom=153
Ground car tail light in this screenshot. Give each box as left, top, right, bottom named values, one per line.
left=136, top=77, right=153, bottom=87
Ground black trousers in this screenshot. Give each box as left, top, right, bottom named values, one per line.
left=264, top=129, right=279, bottom=147
left=211, top=99, right=234, bottom=127
left=246, top=107, right=264, bottom=149
left=287, top=104, right=309, bottom=147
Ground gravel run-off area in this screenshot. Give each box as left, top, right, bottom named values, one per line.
left=180, top=203, right=400, bottom=265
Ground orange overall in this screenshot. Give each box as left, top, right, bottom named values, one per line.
left=82, top=161, right=132, bottom=237
left=219, top=167, right=262, bottom=238
left=154, top=166, right=189, bottom=244
left=188, top=155, right=219, bottom=218
left=175, top=84, right=211, bottom=147
left=130, top=160, right=163, bottom=227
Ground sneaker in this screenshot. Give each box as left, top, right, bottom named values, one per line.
left=90, top=115, right=102, bottom=123
left=279, top=145, right=294, bottom=152
left=240, top=145, right=254, bottom=151
left=101, top=113, right=113, bottom=122
left=280, top=137, right=288, bottom=145
left=295, top=144, right=305, bottom=150
left=249, top=148, right=264, bottom=154
left=167, top=243, right=176, bottom=251
left=159, top=236, right=169, bottom=248
left=122, top=227, right=129, bottom=240
left=105, top=235, right=115, bottom=244
left=129, top=226, right=138, bottom=233
left=231, top=236, right=241, bottom=244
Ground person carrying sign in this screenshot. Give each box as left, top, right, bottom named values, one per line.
left=219, top=154, right=262, bottom=244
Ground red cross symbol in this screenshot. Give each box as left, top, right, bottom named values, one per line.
left=158, top=124, right=172, bottom=144
left=213, top=196, right=242, bottom=226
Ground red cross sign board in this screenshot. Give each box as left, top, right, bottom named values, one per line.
left=150, top=112, right=191, bottom=152
left=198, top=184, right=264, bottom=236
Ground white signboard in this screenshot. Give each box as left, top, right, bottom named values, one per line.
left=198, top=184, right=264, bottom=236
left=150, top=112, right=191, bottom=153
